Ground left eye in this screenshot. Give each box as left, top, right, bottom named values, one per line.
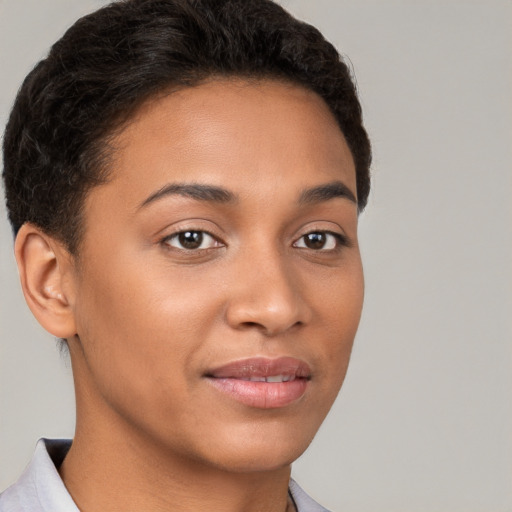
left=293, top=231, right=340, bottom=251
left=163, top=230, right=220, bottom=250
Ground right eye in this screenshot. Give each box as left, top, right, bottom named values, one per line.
left=162, top=230, right=222, bottom=251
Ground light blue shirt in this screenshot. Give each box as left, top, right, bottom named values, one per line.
left=0, top=439, right=330, bottom=512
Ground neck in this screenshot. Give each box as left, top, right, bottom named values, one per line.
left=61, top=387, right=294, bottom=512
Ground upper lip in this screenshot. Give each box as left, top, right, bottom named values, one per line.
left=205, top=357, right=311, bottom=380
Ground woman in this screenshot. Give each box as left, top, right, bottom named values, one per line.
left=0, top=0, right=371, bottom=510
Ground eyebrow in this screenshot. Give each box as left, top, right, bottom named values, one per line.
left=139, top=183, right=236, bottom=209
left=298, top=181, right=357, bottom=205
left=139, top=179, right=357, bottom=209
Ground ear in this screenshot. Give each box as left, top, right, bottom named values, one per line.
left=14, top=223, right=77, bottom=339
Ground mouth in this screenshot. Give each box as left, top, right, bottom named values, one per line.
left=204, top=357, right=311, bottom=409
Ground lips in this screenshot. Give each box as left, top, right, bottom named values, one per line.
left=205, top=357, right=311, bottom=409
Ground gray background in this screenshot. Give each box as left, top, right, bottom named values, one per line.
left=1, top=1, right=511, bottom=511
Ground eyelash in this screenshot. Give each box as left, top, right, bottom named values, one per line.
left=293, top=231, right=350, bottom=251
left=161, top=230, right=221, bottom=251
left=161, top=229, right=349, bottom=252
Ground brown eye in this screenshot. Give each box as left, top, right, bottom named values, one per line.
left=304, top=232, right=327, bottom=249
left=294, top=231, right=340, bottom=251
left=164, top=230, right=219, bottom=250
left=179, top=231, right=203, bottom=249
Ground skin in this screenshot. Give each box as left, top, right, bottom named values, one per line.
left=15, top=79, right=364, bottom=512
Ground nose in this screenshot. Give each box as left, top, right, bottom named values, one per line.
left=224, top=248, right=312, bottom=336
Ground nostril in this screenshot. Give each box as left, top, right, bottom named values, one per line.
left=238, top=319, right=303, bottom=336
left=240, top=321, right=264, bottom=330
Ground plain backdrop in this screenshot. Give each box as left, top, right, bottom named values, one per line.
left=1, top=1, right=511, bottom=511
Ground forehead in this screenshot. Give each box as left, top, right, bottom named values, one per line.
left=87, top=79, right=356, bottom=214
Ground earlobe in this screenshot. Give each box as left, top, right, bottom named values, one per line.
left=14, top=223, right=77, bottom=339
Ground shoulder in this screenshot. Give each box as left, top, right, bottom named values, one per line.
left=289, top=479, right=332, bottom=512
left=0, top=439, right=77, bottom=512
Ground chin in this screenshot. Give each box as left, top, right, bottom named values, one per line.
left=190, top=418, right=319, bottom=474
left=204, top=445, right=309, bottom=474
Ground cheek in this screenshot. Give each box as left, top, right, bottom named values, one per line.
left=77, top=251, right=218, bottom=339
left=72, top=255, right=222, bottom=407
left=314, top=259, right=364, bottom=390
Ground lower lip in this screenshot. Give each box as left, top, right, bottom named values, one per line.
left=206, top=378, right=308, bottom=408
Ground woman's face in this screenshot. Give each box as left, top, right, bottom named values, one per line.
left=69, top=79, right=364, bottom=472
